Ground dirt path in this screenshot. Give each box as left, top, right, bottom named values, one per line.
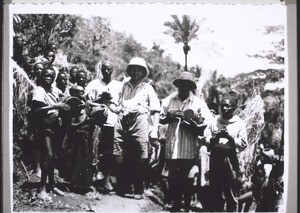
left=91, top=193, right=166, bottom=212
left=13, top=174, right=167, bottom=212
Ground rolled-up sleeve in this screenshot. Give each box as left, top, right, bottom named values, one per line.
left=147, top=84, right=161, bottom=113
left=203, top=121, right=213, bottom=143
left=159, top=96, right=170, bottom=121
left=197, top=100, right=214, bottom=124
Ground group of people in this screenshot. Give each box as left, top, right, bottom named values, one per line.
left=14, top=40, right=282, bottom=212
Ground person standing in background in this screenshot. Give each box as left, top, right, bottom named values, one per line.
left=69, top=66, right=79, bottom=86
left=56, top=72, right=70, bottom=96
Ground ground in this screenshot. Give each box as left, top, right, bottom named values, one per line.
left=13, top=171, right=168, bottom=212
left=13, top=167, right=282, bottom=212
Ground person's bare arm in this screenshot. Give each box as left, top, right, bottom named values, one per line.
left=32, top=101, right=70, bottom=114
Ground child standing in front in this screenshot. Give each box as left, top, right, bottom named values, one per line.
left=30, top=67, right=70, bottom=200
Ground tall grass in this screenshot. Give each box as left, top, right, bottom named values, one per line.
left=13, top=60, right=36, bottom=129
left=13, top=60, right=37, bottom=175
left=238, top=91, right=265, bottom=183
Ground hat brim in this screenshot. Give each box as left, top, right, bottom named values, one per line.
left=173, top=79, right=197, bottom=90
left=126, top=65, right=148, bottom=79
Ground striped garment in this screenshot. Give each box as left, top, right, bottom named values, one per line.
left=161, top=92, right=213, bottom=159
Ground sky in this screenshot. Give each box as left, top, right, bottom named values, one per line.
left=10, top=3, right=286, bottom=77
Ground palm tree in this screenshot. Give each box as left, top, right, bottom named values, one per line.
left=164, top=15, right=200, bottom=71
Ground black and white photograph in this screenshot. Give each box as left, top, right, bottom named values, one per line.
left=3, top=1, right=291, bottom=212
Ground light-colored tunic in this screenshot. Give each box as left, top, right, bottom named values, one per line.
left=85, top=79, right=123, bottom=125
left=203, top=115, right=248, bottom=150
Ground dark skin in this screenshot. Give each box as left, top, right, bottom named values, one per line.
left=76, top=71, right=87, bottom=88
left=69, top=68, right=78, bottom=84
left=160, top=82, right=193, bottom=125
left=101, top=64, right=113, bottom=85
left=45, top=51, right=56, bottom=65
left=210, top=99, right=236, bottom=147
left=47, top=43, right=57, bottom=54
left=33, top=69, right=69, bottom=114
left=33, top=63, right=44, bottom=78
left=13, top=36, right=24, bottom=65
left=220, top=99, right=235, bottom=120
left=56, top=72, right=68, bottom=92
left=32, top=68, right=70, bottom=199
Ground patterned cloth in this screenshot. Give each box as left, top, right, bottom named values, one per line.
left=160, top=92, right=213, bottom=159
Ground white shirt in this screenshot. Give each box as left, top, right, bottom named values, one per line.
left=85, top=79, right=123, bottom=125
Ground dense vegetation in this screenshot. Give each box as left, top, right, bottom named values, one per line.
left=12, top=14, right=284, bottom=204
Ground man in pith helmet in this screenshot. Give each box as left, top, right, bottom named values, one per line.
left=113, top=57, right=160, bottom=200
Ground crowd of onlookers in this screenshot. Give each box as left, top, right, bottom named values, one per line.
left=13, top=38, right=284, bottom=212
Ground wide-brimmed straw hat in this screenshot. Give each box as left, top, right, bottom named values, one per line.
left=126, top=57, right=149, bottom=79
left=173, top=72, right=197, bottom=90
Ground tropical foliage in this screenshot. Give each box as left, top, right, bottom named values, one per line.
left=12, top=14, right=284, bottom=195
left=164, top=15, right=201, bottom=71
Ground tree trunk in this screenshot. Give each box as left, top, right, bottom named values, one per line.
left=185, top=53, right=188, bottom=71
left=183, top=45, right=190, bottom=71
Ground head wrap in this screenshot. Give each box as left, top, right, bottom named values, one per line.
left=222, top=90, right=239, bottom=107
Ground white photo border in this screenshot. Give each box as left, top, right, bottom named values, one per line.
left=2, top=1, right=297, bottom=213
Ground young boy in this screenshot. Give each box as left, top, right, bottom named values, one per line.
left=204, top=91, right=248, bottom=212
left=67, top=85, right=108, bottom=193
left=31, top=67, right=70, bottom=200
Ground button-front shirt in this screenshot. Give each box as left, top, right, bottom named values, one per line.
left=119, top=81, right=160, bottom=115
left=161, top=92, right=213, bottom=159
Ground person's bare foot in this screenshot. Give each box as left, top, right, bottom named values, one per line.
left=33, top=168, right=42, bottom=178
left=52, top=187, right=65, bottom=196
left=38, top=190, right=52, bottom=202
